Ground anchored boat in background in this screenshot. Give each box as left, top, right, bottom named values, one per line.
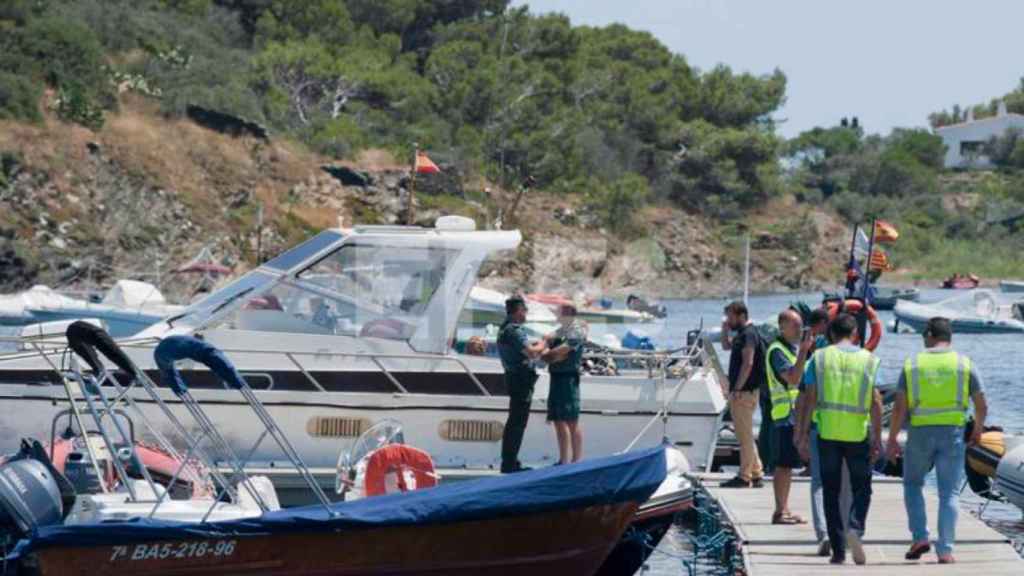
left=0, top=280, right=182, bottom=338
left=868, top=286, right=920, bottom=311
left=999, top=280, right=1024, bottom=294
left=893, top=289, right=1024, bottom=334
left=526, top=292, right=657, bottom=324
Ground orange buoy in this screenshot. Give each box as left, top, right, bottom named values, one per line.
left=363, top=444, right=437, bottom=497
left=825, top=299, right=882, bottom=351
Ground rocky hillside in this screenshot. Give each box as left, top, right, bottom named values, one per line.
left=0, top=97, right=851, bottom=301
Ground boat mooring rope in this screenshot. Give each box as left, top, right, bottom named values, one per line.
left=628, top=480, right=746, bottom=576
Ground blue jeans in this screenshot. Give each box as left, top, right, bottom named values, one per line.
left=903, top=425, right=965, bottom=555
left=809, top=425, right=851, bottom=543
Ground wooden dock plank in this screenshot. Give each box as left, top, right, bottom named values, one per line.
left=695, top=474, right=1022, bottom=575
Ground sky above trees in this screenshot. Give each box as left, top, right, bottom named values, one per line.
left=515, top=0, right=1024, bottom=137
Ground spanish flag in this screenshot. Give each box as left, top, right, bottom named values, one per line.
left=415, top=151, right=441, bottom=174
left=868, top=248, right=893, bottom=272
left=873, top=220, right=899, bottom=243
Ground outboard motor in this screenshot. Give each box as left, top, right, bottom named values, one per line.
left=0, top=459, right=64, bottom=539
left=0, top=439, right=75, bottom=540
left=63, top=450, right=107, bottom=495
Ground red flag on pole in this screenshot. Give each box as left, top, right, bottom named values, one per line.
left=415, top=151, right=440, bottom=174
left=873, top=220, right=899, bottom=243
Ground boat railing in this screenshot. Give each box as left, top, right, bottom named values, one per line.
left=14, top=339, right=233, bottom=504
left=620, top=331, right=726, bottom=455
left=0, top=329, right=719, bottom=399
left=0, top=335, right=288, bottom=520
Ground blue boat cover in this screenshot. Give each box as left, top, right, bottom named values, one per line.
left=11, top=445, right=666, bottom=554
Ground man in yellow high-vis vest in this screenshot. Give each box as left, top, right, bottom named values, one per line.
left=796, top=313, right=883, bottom=566
left=886, top=317, right=987, bottom=564
left=765, top=309, right=813, bottom=525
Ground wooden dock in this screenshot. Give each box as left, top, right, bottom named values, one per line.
left=695, top=473, right=1023, bottom=575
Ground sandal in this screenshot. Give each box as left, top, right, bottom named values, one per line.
left=771, top=511, right=807, bottom=525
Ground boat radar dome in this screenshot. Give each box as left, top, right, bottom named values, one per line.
left=435, top=215, right=476, bottom=231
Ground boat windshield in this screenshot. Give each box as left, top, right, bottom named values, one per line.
left=164, top=231, right=347, bottom=330
left=933, top=289, right=1002, bottom=319
left=218, top=243, right=458, bottom=340
left=165, top=270, right=277, bottom=329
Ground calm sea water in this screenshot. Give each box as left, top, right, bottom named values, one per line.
left=601, top=291, right=1024, bottom=574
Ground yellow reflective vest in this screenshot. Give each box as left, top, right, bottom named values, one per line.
left=766, top=339, right=799, bottom=422
left=814, top=346, right=880, bottom=442
left=904, top=349, right=971, bottom=427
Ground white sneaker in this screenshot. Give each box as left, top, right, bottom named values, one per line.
left=846, top=530, right=866, bottom=565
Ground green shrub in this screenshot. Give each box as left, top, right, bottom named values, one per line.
left=0, top=71, right=41, bottom=122
left=1010, top=140, right=1024, bottom=170
left=585, top=172, right=650, bottom=233
left=310, top=117, right=366, bottom=159
left=6, top=17, right=112, bottom=104
left=55, top=81, right=105, bottom=130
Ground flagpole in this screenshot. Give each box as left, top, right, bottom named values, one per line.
left=743, top=234, right=750, bottom=306
left=864, top=218, right=877, bottom=301
left=845, top=223, right=859, bottom=299
left=858, top=218, right=878, bottom=348
left=407, top=142, right=418, bottom=225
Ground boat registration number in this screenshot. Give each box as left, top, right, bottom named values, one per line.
left=109, top=540, right=238, bottom=562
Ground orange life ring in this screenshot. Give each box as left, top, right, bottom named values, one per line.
left=825, top=299, right=882, bottom=351
left=363, top=444, right=437, bottom=497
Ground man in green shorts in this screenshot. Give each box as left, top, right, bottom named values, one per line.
left=542, top=304, right=588, bottom=465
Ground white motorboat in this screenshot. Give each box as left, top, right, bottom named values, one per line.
left=461, top=286, right=557, bottom=327
left=893, top=289, right=1024, bottom=334
left=0, top=280, right=182, bottom=338
left=526, top=293, right=655, bottom=324
left=0, top=216, right=727, bottom=475
left=999, top=280, right=1024, bottom=294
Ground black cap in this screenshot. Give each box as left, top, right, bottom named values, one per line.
left=505, top=295, right=527, bottom=315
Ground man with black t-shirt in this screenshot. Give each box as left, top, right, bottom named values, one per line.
left=720, top=301, right=766, bottom=488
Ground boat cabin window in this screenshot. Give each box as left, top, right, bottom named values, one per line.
left=224, top=244, right=457, bottom=339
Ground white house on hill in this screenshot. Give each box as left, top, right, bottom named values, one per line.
left=935, top=101, right=1024, bottom=169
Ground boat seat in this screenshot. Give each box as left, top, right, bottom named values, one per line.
left=359, top=318, right=413, bottom=340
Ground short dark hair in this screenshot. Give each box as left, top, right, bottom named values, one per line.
left=924, top=317, right=952, bottom=342
left=808, top=308, right=829, bottom=327
left=505, top=295, right=526, bottom=315
left=829, top=313, right=858, bottom=340
left=724, top=301, right=748, bottom=318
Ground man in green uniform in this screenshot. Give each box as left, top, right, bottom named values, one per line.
left=498, top=295, right=547, bottom=473
left=796, top=314, right=883, bottom=566
left=886, top=317, right=987, bottom=564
